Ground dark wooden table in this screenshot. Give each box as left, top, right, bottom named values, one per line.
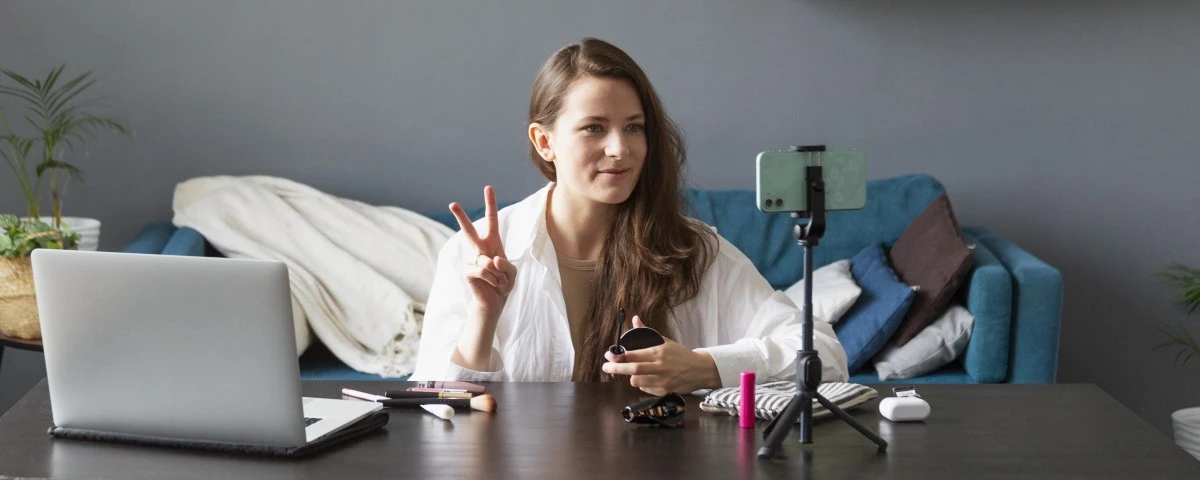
left=1, top=380, right=1198, bottom=479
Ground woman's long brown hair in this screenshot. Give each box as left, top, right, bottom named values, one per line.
left=528, top=38, right=716, bottom=382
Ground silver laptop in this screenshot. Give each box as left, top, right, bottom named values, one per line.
left=31, top=249, right=382, bottom=447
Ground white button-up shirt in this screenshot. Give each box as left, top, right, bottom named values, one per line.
left=410, top=183, right=848, bottom=387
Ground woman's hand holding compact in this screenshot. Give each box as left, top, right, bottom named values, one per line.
left=602, top=315, right=722, bottom=396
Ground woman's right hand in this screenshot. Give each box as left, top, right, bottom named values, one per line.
left=449, top=186, right=516, bottom=371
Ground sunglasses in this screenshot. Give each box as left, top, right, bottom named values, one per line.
left=622, top=392, right=687, bottom=428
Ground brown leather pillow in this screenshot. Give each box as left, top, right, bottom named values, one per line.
left=886, top=193, right=973, bottom=347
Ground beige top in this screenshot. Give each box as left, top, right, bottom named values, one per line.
left=556, top=253, right=598, bottom=354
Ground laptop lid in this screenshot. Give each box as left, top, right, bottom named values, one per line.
left=31, top=249, right=308, bottom=447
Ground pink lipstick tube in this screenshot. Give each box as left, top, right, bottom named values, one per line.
left=740, top=370, right=756, bottom=429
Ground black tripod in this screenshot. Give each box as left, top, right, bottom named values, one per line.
left=757, top=147, right=889, bottom=459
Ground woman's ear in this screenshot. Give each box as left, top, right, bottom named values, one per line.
left=528, top=123, right=555, bottom=162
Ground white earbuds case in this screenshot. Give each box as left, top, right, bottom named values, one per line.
left=879, top=396, right=930, bottom=422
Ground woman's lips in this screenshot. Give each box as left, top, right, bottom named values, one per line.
left=599, top=168, right=630, bottom=178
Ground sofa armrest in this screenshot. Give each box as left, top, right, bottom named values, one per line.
left=958, top=234, right=1014, bottom=383
left=964, top=226, right=1063, bottom=383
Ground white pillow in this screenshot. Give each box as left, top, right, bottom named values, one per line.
left=873, top=304, right=974, bottom=380
left=781, top=259, right=862, bottom=324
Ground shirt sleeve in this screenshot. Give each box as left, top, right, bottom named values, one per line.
left=694, top=241, right=850, bottom=388
left=409, top=233, right=506, bottom=382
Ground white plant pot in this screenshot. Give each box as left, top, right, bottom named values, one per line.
left=1173, top=406, right=1200, bottom=461
left=22, top=216, right=101, bottom=251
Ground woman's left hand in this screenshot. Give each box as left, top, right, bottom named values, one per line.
left=602, top=316, right=722, bottom=396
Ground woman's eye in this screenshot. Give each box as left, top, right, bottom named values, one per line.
left=582, top=124, right=603, bottom=133
left=626, top=123, right=645, bottom=133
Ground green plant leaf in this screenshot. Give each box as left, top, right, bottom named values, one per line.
left=16, top=136, right=33, bottom=157
left=82, top=114, right=130, bottom=135
left=0, top=139, right=13, bottom=165
left=0, top=85, right=45, bottom=110
left=0, top=214, right=18, bottom=229
left=0, top=70, right=44, bottom=103
left=45, top=75, right=95, bottom=120
left=1161, top=263, right=1200, bottom=314
left=36, top=160, right=84, bottom=181
left=22, top=114, right=41, bottom=133
left=20, top=218, right=53, bottom=234
left=43, top=65, right=64, bottom=93
left=1151, top=319, right=1200, bottom=367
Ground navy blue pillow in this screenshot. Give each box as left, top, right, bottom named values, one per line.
left=834, top=243, right=916, bottom=372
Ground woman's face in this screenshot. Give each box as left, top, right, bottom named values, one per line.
left=532, top=76, right=647, bottom=206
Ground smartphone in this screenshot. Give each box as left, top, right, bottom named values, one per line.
left=755, top=148, right=867, bottom=213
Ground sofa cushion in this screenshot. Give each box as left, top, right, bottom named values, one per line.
left=874, top=304, right=974, bottom=380
left=851, top=364, right=976, bottom=384
left=122, top=222, right=177, bottom=254
left=781, top=259, right=862, bottom=324
left=887, top=193, right=973, bottom=346
left=162, top=226, right=209, bottom=257
left=834, top=243, right=916, bottom=372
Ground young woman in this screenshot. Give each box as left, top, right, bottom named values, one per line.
left=410, top=38, right=847, bottom=395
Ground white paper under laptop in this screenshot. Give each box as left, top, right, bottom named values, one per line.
left=31, top=249, right=382, bottom=447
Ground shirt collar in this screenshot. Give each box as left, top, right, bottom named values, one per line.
left=506, top=182, right=556, bottom=269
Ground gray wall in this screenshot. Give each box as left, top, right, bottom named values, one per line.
left=3, top=0, right=1199, bottom=436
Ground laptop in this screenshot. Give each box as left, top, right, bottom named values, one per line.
left=30, top=248, right=383, bottom=448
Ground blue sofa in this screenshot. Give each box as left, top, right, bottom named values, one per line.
left=124, top=173, right=1062, bottom=384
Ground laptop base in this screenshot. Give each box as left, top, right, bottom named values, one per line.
left=48, top=411, right=389, bottom=458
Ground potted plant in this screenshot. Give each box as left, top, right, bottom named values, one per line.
left=0, top=215, right=79, bottom=339
left=0, top=65, right=129, bottom=339
left=1157, top=263, right=1200, bottom=460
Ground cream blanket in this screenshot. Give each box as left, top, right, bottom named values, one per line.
left=172, top=176, right=454, bottom=377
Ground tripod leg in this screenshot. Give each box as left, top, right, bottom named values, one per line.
left=799, top=387, right=813, bottom=444
left=757, top=393, right=807, bottom=458
left=814, top=393, right=888, bottom=450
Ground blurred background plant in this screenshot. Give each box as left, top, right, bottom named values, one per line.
left=1156, top=263, right=1200, bottom=366
left=0, top=65, right=130, bottom=241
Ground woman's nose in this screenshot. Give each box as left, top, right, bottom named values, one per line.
left=605, top=132, right=630, bottom=158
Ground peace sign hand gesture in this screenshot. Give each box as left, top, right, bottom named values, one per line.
left=449, top=186, right=517, bottom=324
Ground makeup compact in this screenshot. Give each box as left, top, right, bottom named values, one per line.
left=409, top=381, right=486, bottom=394
left=617, top=327, right=665, bottom=351
left=608, top=307, right=665, bottom=356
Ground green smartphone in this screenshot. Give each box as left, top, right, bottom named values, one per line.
left=755, top=148, right=867, bottom=213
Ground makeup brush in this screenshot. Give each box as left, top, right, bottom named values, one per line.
left=380, top=394, right=497, bottom=413
left=385, top=390, right=473, bottom=399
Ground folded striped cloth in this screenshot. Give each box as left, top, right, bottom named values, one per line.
left=699, top=381, right=878, bottom=421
